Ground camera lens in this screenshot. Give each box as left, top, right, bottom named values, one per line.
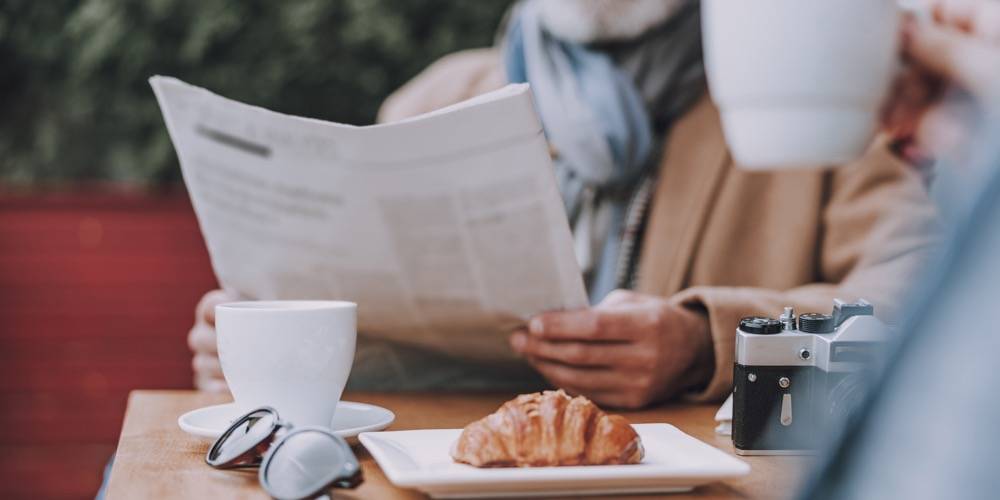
left=828, top=372, right=870, bottom=422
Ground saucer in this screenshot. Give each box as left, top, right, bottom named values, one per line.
left=178, top=401, right=395, bottom=442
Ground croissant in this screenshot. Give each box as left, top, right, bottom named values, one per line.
left=450, top=390, right=644, bottom=467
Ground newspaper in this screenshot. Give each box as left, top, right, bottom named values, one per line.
left=150, top=76, right=587, bottom=362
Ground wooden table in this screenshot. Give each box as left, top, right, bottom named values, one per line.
left=105, top=390, right=808, bottom=499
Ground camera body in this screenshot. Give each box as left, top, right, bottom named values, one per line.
left=732, top=299, right=888, bottom=455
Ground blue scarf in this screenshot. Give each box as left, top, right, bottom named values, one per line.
left=503, top=0, right=705, bottom=302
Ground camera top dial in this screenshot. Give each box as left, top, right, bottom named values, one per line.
left=799, top=313, right=836, bottom=333
left=739, top=316, right=783, bottom=335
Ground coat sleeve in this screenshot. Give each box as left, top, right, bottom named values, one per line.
left=377, top=48, right=507, bottom=123
left=671, top=137, right=941, bottom=402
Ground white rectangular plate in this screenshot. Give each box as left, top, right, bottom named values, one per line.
left=359, top=423, right=750, bottom=498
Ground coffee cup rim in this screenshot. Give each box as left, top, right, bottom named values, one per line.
left=217, top=300, right=357, bottom=312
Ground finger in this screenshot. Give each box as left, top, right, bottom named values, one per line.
left=509, top=329, right=530, bottom=355
left=931, top=0, right=1000, bottom=40
left=529, top=309, right=600, bottom=339
left=932, top=0, right=977, bottom=33
left=188, top=322, right=219, bottom=354
left=193, top=353, right=225, bottom=379
left=881, top=68, right=939, bottom=136
left=881, top=73, right=911, bottom=134
left=196, top=289, right=240, bottom=326
left=530, top=305, right=659, bottom=341
left=195, top=374, right=230, bottom=393
left=511, top=332, right=642, bottom=368
left=907, top=12, right=1000, bottom=100
left=527, top=357, right=633, bottom=392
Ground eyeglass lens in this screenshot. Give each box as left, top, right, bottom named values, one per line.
left=261, top=429, right=361, bottom=499
left=208, top=409, right=279, bottom=467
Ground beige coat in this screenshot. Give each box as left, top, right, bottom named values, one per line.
left=378, top=49, right=939, bottom=402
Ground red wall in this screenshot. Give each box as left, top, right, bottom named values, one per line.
left=0, top=187, right=217, bottom=499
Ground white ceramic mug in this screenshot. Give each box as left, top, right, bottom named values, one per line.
left=703, top=0, right=901, bottom=169
left=215, top=300, right=357, bottom=428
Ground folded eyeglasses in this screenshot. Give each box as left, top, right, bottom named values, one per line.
left=205, top=407, right=363, bottom=499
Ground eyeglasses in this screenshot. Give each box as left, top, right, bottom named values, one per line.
left=205, top=407, right=363, bottom=499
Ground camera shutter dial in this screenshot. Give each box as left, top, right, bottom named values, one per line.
left=798, top=313, right=836, bottom=333
left=739, top=316, right=783, bottom=335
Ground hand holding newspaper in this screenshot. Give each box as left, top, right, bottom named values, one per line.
left=151, top=76, right=587, bottom=362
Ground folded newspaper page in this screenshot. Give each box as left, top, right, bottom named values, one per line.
left=150, top=76, right=587, bottom=361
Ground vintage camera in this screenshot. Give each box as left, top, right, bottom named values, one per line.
left=732, top=299, right=889, bottom=455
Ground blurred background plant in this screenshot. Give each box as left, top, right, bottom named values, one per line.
left=0, top=0, right=513, bottom=187
left=0, top=3, right=514, bottom=497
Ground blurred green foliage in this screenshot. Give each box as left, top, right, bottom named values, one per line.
left=0, top=0, right=513, bottom=185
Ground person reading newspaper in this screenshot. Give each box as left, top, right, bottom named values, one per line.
left=188, top=0, right=939, bottom=408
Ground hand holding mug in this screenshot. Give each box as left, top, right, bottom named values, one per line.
left=189, top=289, right=241, bottom=393
left=882, top=0, right=1000, bottom=163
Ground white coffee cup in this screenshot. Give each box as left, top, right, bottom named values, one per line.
left=703, top=0, right=901, bottom=169
left=215, top=300, right=357, bottom=428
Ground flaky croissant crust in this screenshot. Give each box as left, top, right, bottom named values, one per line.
left=450, top=389, right=644, bottom=467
